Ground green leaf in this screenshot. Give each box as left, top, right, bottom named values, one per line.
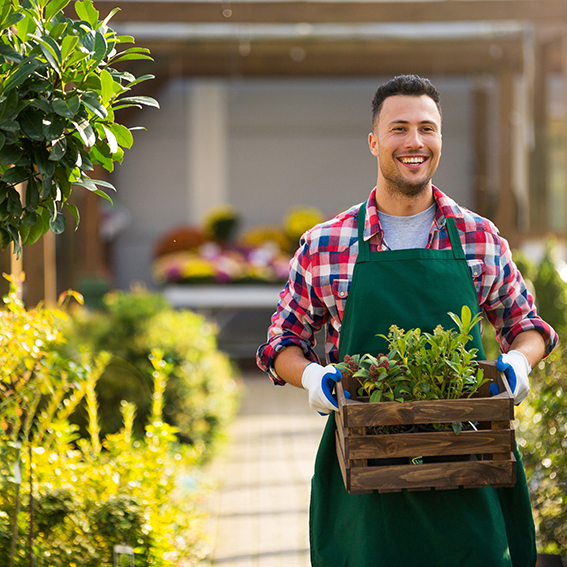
left=74, top=0, right=99, bottom=26
left=60, top=34, right=79, bottom=63
left=0, top=145, right=25, bottom=166
left=21, top=211, right=47, bottom=246
left=109, top=124, right=133, bottom=149
left=30, top=98, right=52, bottom=113
left=44, top=0, right=71, bottom=22
left=0, top=45, right=23, bottom=64
left=92, top=29, right=107, bottom=64
left=2, top=60, right=41, bottom=93
left=100, top=69, right=114, bottom=106
left=52, top=95, right=80, bottom=118
left=89, top=144, right=114, bottom=172
left=32, top=145, right=56, bottom=178
left=7, top=224, right=22, bottom=258
left=114, top=96, right=159, bottom=109
left=20, top=110, right=44, bottom=141
left=64, top=202, right=80, bottom=228
left=0, top=12, right=24, bottom=33
left=73, top=176, right=115, bottom=202
left=70, top=117, right=95, bottom=146
left=16, top=10, right=36, bottom=43
left=109, top=52, right=153, bottom=64
left=49, top=136, right=67, bottom=161
left=100, top=7, right=120, bottom=28
left=42, top=115, right=65, bottom=141
left=25, top=175, right=40, bottom=209
left=124, top=74, right=155, bottom=89
left=49, top=211, right=66, bottom=234
left=0, top=132, right=4, bottom=153
left=115, top=35, right=135, bottom=44
left=1, top=166, right=28, bottom=186
left=82, top=93, right=107, bottom=119
left=102, top=125, right=117, bottom=154
left=0, top=121, right=20, bottom=132
left=34, top=34, right=62, bottom=73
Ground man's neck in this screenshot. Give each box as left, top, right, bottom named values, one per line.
left=375, top=182, right=435, bottom=217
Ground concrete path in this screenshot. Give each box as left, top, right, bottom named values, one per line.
left=202, top=369, right=326, bottom=566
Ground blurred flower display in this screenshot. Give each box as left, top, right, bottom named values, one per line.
left=153, top=205, right=325, bottom=285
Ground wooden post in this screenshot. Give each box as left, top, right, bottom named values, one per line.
left=43, top=231, right=57, bottom=308
left=529, top=38, right=550, bottom=232
left=473, top=80, right=490, bottom=219
left=494, top=69, right=518, bottom=246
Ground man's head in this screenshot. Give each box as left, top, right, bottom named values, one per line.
left=368, top=76, right=443, bottom=207
left=371, top=75, right=441, bottom=131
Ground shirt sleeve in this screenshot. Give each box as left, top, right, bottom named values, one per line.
left=256, top=237, right=329, bottom=384
left=483, top=234, right=558, bottom=356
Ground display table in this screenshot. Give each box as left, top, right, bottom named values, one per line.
left=162, top=284, right=285, bottom=358
left=163, top=284, right=284, bottom=310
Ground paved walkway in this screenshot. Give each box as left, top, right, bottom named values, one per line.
left=202, top=368, right=326, bottom=566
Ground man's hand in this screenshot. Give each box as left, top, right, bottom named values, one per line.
left=301, top=363, right=346, bottom=415
left=494, top=350, right=532, bottom=405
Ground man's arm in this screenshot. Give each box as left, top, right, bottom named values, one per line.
left=508, top=329, right=546, bottom=369
left=273, top=345, right=311, bottom=389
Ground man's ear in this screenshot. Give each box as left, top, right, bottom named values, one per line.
left=368, top=132, right=379, bottom=157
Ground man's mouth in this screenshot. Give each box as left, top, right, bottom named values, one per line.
left=398, top=156, right=427, bottom=165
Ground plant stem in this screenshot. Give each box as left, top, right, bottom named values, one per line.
left=9, top=441, right=22, bottom=567
left=28, top=442, right=34, bottom=567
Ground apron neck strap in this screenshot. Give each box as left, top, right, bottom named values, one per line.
left=357, top=201, right=370, bottom=261
left=445, top=216, right=465, bottom=259
left=357, top=201, right=464, bottom=260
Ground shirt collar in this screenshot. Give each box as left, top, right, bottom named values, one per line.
left=363, top=186, right=463, bottom=242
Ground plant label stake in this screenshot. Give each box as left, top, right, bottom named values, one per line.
left=114, top=544, right=134, bottom=567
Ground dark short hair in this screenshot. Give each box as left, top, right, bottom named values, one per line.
left=371, top=74, right=441, bottom=128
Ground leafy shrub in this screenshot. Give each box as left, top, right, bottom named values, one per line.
left=532, top=239, right=567, bottom=333
left=0, top=279, right=233, bottom=565
left=62, top=286, right=240, bottom=459
left=516, top=334, right=567, bottom=557
left=0, top=0, right=157, bottom=252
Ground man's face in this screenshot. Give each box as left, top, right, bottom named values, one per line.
left=368, top=94, right=442, bottom=198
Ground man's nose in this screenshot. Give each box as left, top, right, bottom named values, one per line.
left=405, top=129, right=424, bottom=148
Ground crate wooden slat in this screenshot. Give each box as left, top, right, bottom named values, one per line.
left=335, top=360, right=516, bottom=494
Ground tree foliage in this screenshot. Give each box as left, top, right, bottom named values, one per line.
left=0, top=0, right=158, bottom=256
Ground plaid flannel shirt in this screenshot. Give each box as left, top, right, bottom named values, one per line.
left=257, top=186, right=558, bottom=385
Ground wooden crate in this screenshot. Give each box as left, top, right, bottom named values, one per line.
left=335, top=360, right=516, bottom=494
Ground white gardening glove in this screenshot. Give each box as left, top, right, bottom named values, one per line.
left=301, top=363, right=345, bottom=415
left=496, top=350, right=531, bottom=405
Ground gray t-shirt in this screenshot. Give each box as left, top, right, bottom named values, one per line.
left=378, top=204, right=436, bottom=250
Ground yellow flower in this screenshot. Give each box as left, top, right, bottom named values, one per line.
left=283, top=206, right=324, bottom=244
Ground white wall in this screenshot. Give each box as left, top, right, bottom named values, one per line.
left=111, top=76, right=475, bottom=289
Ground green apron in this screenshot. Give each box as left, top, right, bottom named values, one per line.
left=309, top=202, right=536, bottom=567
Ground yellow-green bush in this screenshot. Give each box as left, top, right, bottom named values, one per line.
left=0, top=280, right=234, bottom=565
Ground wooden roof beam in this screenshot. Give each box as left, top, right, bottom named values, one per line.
left=85, top=0, right=567, bottom=24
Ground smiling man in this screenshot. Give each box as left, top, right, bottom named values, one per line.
left=257, top=75, right=558, bottom=567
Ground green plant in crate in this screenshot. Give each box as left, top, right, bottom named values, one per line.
left=336, top=306, right=487, bottom=403
left=334, top=306, right=488, bottom=434
left=0, top=0, right=158, bottom=254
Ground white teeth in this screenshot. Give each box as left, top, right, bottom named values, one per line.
left=400, top=157, right=425, bottom=164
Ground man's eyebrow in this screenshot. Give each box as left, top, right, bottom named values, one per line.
left=390, top=118, right=436, bottom=124
left=389, top=119, right=438, bottom=125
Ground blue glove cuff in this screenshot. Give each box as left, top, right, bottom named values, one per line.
left=497, top=354, right=517, bottom=394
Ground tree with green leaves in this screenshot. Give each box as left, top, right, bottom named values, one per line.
left=0, top=0, right=158, bottom=256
